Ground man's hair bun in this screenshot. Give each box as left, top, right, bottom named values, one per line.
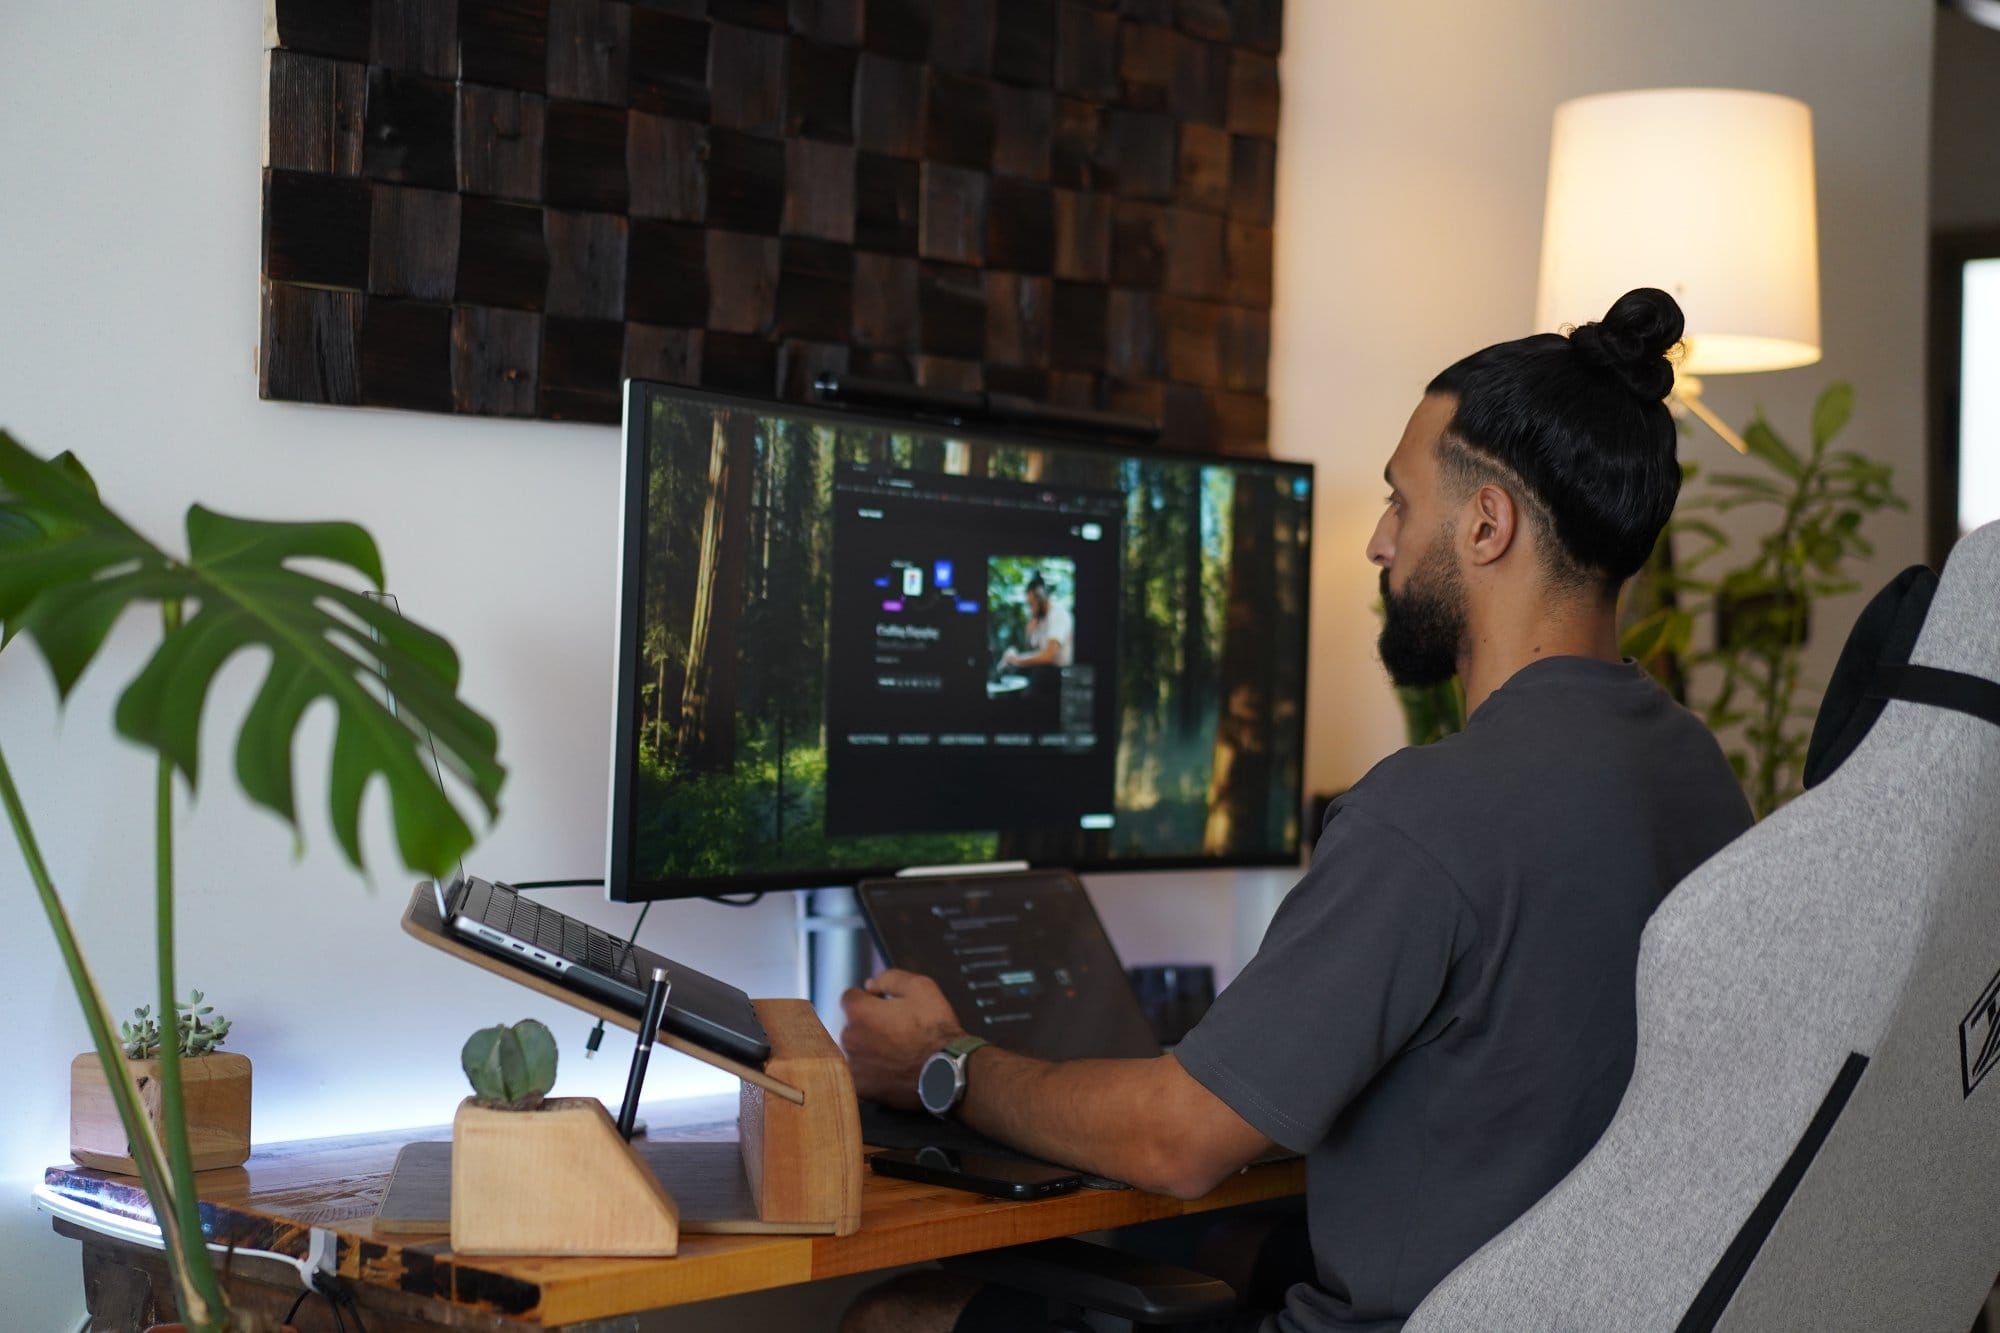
left=1567, top=287, right=1685, bottom=403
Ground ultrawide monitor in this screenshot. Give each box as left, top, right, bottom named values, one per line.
left=609, top=381, right=1314, bottom=901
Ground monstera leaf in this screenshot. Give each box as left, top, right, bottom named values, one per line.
left=0, top=430, right=503, bottom=876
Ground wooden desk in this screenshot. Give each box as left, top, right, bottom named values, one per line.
left=42, top=1101, right=1304, bottom=1330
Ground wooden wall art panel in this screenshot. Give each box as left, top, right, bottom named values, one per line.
left=260, top=0, right=1282, bottom=454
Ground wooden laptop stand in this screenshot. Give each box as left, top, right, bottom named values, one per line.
left=400, top=885, right=863, bottom=1251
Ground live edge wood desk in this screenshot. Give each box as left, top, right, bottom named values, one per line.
left=42, top=1105, right=1304, bottom=1331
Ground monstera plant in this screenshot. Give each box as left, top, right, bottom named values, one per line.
left=0, top=432, right=505, bottom=1332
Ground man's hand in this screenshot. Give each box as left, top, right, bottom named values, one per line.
left=840, top=969, right=968, bottom=1110
left=1000, top=648, right=1019, bottom=667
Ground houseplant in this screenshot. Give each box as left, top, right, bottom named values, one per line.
left=1620, top=383, right=1905, bottom=815
left=449, top=1019, right=681, bottom=1256
left=0, top=431, right=506, bottom=1332
left=71, top=991, right=251, bottom=1174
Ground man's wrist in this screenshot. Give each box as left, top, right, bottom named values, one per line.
left=918, top=1034, right=990, bottom=1116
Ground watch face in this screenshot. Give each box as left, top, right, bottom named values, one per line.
left=919, top=1050, right=960, bottom=1115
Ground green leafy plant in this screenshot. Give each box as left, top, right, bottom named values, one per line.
left=1620, top=383, right=1906, bottom=816
left=121, top=989, right=232, bottom=1060
left=1393, top=676, right=1466, bottom=747
left=0, top=432, right=505, bottom=1333
left=462, top=1019, right=559, bottom=1111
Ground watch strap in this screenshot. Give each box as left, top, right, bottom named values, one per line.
left=942, top=1035, right=990, bottom=1060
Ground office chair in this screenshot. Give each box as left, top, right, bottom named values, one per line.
left=1405, top=519, right=2000, bottom=1332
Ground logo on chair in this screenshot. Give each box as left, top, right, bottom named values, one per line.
left=1959, top=964, right=2000, bottom=1098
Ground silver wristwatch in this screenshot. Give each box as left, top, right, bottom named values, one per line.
left=918, top=1035, right=991, bottom=1117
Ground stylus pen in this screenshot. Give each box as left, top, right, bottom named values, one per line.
left=618, top=967, right=672, bottom=1140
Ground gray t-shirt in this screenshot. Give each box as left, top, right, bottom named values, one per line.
left=1174, top=656, right=1753, bottom=1333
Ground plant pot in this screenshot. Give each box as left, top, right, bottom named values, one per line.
left=450, top=1096, right=679, bottom=1256
left=71, top=1051, right=252, bottom=1173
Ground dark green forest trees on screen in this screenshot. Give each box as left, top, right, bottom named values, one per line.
left=631, top=401, right=1306, bottom=883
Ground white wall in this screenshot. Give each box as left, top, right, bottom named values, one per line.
left=1274, top=1, right=1936, bottom=794
left=0, top=2, right=1935, bottom=1329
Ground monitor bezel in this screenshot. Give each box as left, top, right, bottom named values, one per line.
left=609, top=378, right=1316, bottom=903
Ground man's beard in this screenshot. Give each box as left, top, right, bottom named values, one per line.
left=1378, top=540, right=1467, bottom=688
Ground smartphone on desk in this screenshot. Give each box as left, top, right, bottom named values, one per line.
left=870, top=1146, right=1084, bottom=1200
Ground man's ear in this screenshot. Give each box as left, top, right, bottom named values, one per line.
left=1463, top=482, right=1518, bottom=568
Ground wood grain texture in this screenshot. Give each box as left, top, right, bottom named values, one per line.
left=265, top=49, right=365, bottom=174
left=265, top=168, right=371, bottom=288
left=627, top=112, right=706, bottom=221
left=369, top=183, right=462, bottom=299
left=452, top=306, right=541, bottom=415
left=546, top=0, right=631, bottom=105
left=261, top=281, right=363, bottom=404
left=363, top=67, right=459, bottom=189
left=361, top=298, right=454, bottom=411
left=626, top=218, right=710, bottom=324
left=710, top=21, right=786, bottom=133
left=371, top=0, right=457, bottom=78
left=459, top=0, right=550, bottom=92
left=451, top=1099, right=680, bottom=1257
left=544, top=208, right=628, bottom=319
left=261, top=0, right=1285, bottom=450
left=543, top=99, right=630, bottom=212
left=782, top=138, right=856, bottom=242
left=737, top=999, right=863, bottom=1234
left=918, top=162, right=987, bottom=266
left=46, top=1107, right=1302, bottom=1327
left=70, top=1053, right=252, bottom=1174
left=459, top=85, right=546, bottom=202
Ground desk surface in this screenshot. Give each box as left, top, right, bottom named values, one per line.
left=42, top=1097, right=1304, bottom=1328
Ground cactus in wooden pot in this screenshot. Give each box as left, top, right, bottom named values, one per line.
left=461, top=1019, right=558, bottom=1111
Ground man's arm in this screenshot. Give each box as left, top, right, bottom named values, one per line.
left=840, top=970, right=1271, bottom=1199
left=1002, top=640, right=1061, bottom=668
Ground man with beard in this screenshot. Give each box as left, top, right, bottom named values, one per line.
left=840, top=288, right=1753, bottom=1333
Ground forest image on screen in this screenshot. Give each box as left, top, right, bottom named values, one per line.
left=626, top=392, right=1309, bottom=889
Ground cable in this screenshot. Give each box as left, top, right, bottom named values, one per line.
left=585, top=900, right=654, bottom=1058
left=702, top=892, right=765, bottom=907
left=283, top=1285, right=313, bottom=1327
left=504, top=877, right=606, bottom=890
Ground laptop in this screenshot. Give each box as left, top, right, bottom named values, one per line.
left=853, top=869, right=1300, bottom=1174
left=362, top=593, right=771, bottom=1069
left=857, top=868, right=1163, bottom=1062
left=432, top=873, right=772, bottom=1067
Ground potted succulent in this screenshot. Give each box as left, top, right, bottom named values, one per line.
left=449, top=1019, right=680, bottom=1256
left=0, top=432, right=505, bottom=1332
left=71, top=990, right=250, bottom=1174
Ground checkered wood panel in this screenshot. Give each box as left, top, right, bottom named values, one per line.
left=260, top=0, right=1281, bottom=453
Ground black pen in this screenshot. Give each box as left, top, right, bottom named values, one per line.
left=618, top=967, right=672, bottom=1140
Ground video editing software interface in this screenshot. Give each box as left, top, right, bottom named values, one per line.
left=613, top=383, right=1314, bottom=900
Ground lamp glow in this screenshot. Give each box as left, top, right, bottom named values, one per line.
left=1536, top=88, right=1822, bottom=377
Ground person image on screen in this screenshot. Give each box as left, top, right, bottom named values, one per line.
left=837, top=288, right=1754, bottom=1333
left=1000, top=571, right=1073, bottom=670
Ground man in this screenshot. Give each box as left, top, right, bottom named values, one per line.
left=840, top=289, right=1753, bottom=1332
left=1001, top=571, right=1074, bottom=670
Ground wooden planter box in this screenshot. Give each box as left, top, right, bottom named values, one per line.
left=451, top=1097, right=680, bottom=1256
left=70, top=1052, right=252, bottom=1174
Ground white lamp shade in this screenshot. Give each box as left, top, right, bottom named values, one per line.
left=1536, top=88, right=1821, bottom=375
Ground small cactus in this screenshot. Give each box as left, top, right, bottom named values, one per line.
left=120, top=990, right=232, bottom=1059
left=462, top=1019, right=559, bottom=1110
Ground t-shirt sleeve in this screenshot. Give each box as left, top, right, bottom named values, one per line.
left=1173, top=803, right=1473, bottom=1154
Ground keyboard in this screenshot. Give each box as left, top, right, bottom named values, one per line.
left=462, top=878, right=642, bottom=984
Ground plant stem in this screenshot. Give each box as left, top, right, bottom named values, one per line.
left=152, top=599, right=228, bottom=1331
left=0, top=742, right=214, bottom=1322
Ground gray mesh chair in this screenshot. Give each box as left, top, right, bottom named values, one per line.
left=1407, top=519, right=2000, bottom=1333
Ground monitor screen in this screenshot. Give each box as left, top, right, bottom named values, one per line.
left=609, top=381, right=1313, bottom=901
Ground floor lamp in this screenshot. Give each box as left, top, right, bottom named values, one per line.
left=1536, top=88, right=1823, bottom=452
